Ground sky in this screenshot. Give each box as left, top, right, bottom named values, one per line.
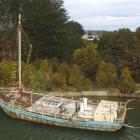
left=64, top=0, right=140, bottom=31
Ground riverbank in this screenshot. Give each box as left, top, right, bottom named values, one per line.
left=1, top=87, right=140, bottom=98
left=40, top=90, right=140, bottom=98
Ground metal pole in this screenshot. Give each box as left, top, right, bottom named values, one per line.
left=31, top=92, right=33, bottom=106
left=18, top=13, right=22, bottom=90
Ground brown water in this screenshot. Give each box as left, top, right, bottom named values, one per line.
left=0, top=98, right=140, bottom=140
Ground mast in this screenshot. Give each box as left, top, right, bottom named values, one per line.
left=18, top=13, right=22, bottom=91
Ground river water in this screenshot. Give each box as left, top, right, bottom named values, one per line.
left=0, top=98, right=140, bottom=140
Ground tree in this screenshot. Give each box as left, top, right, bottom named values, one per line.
left=0, top=30, right=17, bottom=61
left=96, top=61, right=117, bottom=88
left=22, top=64, right=35, bottom=89
left=32, top=70, right=45, bottom=91
left=134, top=27, right=140, bottom=82
left=48, top=57, right=60, bottom=72
left=62, top=21, right=84, bottom=61
left=58, top=63, right=93, bottom=91
left=136, top=27, right=140, bottom=40
left=98, top=29, right=140, bottom=82
left=96, top=61, right=107, bottom=87
left=66, top=21, right=84, bottom=36
left=58, top=63, right=70, bottom=80
left=0, top=0, right=86, bottom=62
left=23, top=0, right=69, bottom=60
left=119, top=67, right=136, bottom=93
left=0, top=0, right=69, bottom=60
left=40, top=59, right=54, bottom=91
left=0, top=61, right=16, bottom=87
left=106, top=62, right=117, bottom=87
left=68, top=64, right=92, bottom=91
left=73, top=43, right=99, bottom=80
left=52, top=73, right=67, bottom=91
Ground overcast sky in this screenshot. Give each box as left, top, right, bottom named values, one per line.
left=64, top=0, right=140, bottom=31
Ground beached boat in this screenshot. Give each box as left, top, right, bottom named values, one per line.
left=0, top=90, right=127, bottom=131
left=0, top=14, right=128, bottom=132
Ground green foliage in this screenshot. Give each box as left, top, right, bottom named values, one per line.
left=18, top=59, right=92, bottom=92
left=32, top=70, right=45, bottom=91
left=106, top=63, right=118, bottom=86
left=96, top=61, right=107, bottom=87
left=22, top=64, right=35, bottom=88
left=0, top=0, right=139, bottom=93
left=0, top=61, right=16, bottom=87
left=58, top=63, right=92, bottom=91
left=40, top=59, right=53, bottom=76
left=96, top=61, right=117, bottom=88
left=73, top=43, right=99, bottom=79
left=58, top=63, right=70, bottom=79
left=119, top=67, right=136, bottom=93
left=23, top=0, right=69, bottom=60
left=52, top=73, right=67, bottom=91
left=48, top=57, right=60, bottom=72
left=68, top=64, right=92, bottom=91
left=62, top=21, right=84, bottom=61
left=98, top=29, right=140, bottom=82
left=136, top=27, right=140, bottom=40
left=39, top=59, right=53, bottom=91
left=66, top=21, right=84, bottom=36
left=0, top=0, right=85, bottom=62
left=0, top=30, right=16, bottom=61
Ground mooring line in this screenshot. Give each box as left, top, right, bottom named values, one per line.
left=123, top=124, right=140, bottom=129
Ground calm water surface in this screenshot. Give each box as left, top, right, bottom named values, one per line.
left=0, top=98, right=140, bottom=140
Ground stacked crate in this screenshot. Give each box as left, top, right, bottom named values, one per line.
left=94, top=100, right=118, bottom=122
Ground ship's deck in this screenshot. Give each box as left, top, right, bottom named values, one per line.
left=0, top=90, right=125, bottom=122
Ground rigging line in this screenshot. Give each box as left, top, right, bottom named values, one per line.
left=22, top=28, right=32, bottom=46
left=27, top=44, right=32, bottom=64
left=20, top=31, right=33, bottom=88
left=22, top=28, right=33, bottom=64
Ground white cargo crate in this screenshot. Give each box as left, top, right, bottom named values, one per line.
left=94, top=100, right=118, bottom=122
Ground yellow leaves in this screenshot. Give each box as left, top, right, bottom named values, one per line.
left=0, top=61, right=16, bottom=86
left=68, top=64, right=92, bottom=91
left=122, top=67, right=133, bottom=80
left=22, top=64, right=35, bottom=88
left=40, top=59, right=53, bottom=75
left=96, top=61, right=117, bottom=88
left=58, top=63, right=70, bottom=78
left=73, top=43, right=99, bottom=78
left=120, top=67, right=136, bottom=93
left=53, top=73, right=67, bottom=91
left=0, top=60, right=93, bottom=91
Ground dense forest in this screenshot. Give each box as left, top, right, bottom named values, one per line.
left=0, top=0, right=140, bottom=93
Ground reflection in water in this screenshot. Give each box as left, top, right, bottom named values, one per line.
left=0, top=99, right=140, bottom=140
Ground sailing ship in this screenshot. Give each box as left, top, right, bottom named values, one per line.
left=0, top=14, right=128, bottom=132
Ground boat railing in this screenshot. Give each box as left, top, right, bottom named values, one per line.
left=122, top=99, right=136, bottom=122
left=0, top=99, right=122, bottom=127
left=0, top=99, right=29, bottom=112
